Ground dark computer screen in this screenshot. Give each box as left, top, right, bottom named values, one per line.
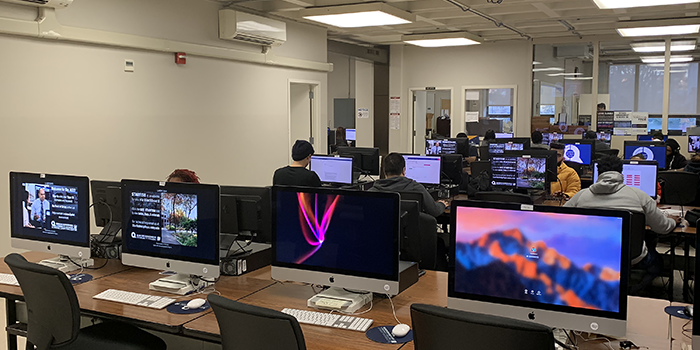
left=450, top=201, right=628, bottom=317
left=337, top=147, right=381, bottom=176
left=425, top=140, right=457, bottom=155
left=10, top=172, right=90, bottom=247
left=560, top=141, right=593, bottom=165
left=689, top=136, right=700, bottom=153
left=623, top=142, right=666, bottom=169
left=91, top=180, right=122, bottom=228
left=490, top=154, right=549, bottom=191
left=219, top=186, right=271, bottom=243
left=273, top=187, right=400, bottom=281
left=121, top=180, right=220, bottom=265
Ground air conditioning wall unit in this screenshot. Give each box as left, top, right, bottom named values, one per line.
left=219, top=9, right=286, bottom=47
left=0, top=0, right=72, bottom=8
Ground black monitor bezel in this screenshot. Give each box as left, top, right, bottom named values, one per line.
left=491, top=151, right=554, bottom=191
left=271, top=186, right=401, bottom=282
left=337, top=146, right=381, bottom=176
left=90, top=180, right=122, bottom=228
left=10, top=172, right=91, bottom=247
left=310, top=155, right=355, bottom=185
left=448, top=199, right=630, bottom=321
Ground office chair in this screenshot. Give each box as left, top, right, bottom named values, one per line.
left=411, top=304, right=555, bottom=350
left=597, top=149, right=619, bottom=157
left=473, top=191, right=533, bottom=204
left=658, top=171, right=700, bottom=205
left=4, top=253, right=166, bottom=350
left=208, top=294, right=306, bottom=350
left=400, top=200, right=438, bottom=270
left=478, top=146, right=490, bottom=161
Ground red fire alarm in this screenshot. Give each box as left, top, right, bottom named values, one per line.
left=175, top=52, right=186, bottom=65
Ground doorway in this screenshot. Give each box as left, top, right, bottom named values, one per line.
left=410, top=88, right=452, bottom=154
left=288, top=80, right=321, bottom=162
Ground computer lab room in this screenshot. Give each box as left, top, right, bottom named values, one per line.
left=1, top=0, right=700, bottom=349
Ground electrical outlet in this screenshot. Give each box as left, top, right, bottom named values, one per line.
left=125, top=59, right=134, bottom=72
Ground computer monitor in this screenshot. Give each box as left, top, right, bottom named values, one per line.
left=10, top=172, right=93, bottom=272
left=403, top=155, right=441, bottom=185
left=121, top=180, right=220, bottom=294
left=593, top=160, right=658, bottom=198
left=623, top=141, right=666, bottom=169
left=596, top=132, right=611, bottom=142
left=488, top=138, right=531, bottom=155
left=346, top=129, right=356, bottom=141
left=490, top=152, right=553, bottom=191
left=495, top=133, right=514, bottom=139
left=426, top=139, right=457, bottom=155
left=560, top=140, right=594, bottom=165
left=337, top=146, right=381, bottom=176
left=540, top=105, right=555, bottom=116
left=468, top=135, right=480, bottom=145
left=91, top=180, right=122, bottom=241
left=441, top=154, right=464, bottom=185
left=272, top=187, right=405, bottom=311
left=310, top=156, right=354, bottom=185
left=542, top=133, right=563, bottom=146
left=637, top=135, right=667, bottom=142
left=689, top=136, right=700, bottom=153
left=448, top=200, right=630, bottom=336
left=219, top=186, right=271, bottom=244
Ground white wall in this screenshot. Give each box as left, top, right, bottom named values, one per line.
left=355, top=59, right=374, bottom=147
left=0, top=0, right=328, bottom=257
left=391, top=41, right=533, bottom=153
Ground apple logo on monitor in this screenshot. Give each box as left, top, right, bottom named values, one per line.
left=528, top=312, right=535, bottom=320
left=329, top=276, right=335, bottom=283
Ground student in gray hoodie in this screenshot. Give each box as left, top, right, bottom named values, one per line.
left=370, top=153, right=449, bottom=217
left=565, top=156, right=679, bottom=268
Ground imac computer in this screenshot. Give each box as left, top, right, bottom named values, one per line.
left=346, top=129, right=356, bottom=141
left=488, top=138, right=531, bottom=155
left=490, top=152, right=554, bottom=191
left=10, top=172, right=93, bottom=272
left=560, top=140, right=595, bottom=165
left=542, top=133, right=563, bottom=146
left=403, top=155, right=441, bottom=185
left=310, top=156, right=354, bottom=185
left=637, top=135, right=667, bottom=142
left=689, top=136, right=700, bottom=153
left=623, top=141, right=666, bottom=169
left=448, top=200, right=630, bottom=336
left=495, top=133, right=514, bottom=139
left=425, top=139, right=457, bottom=155
left=272, top=186, right=416, bottom=313
left=337, top=146, right=381, bottom=176
left=121, top=180, right=220, bottom=295
left=91, top=180, right=122, bottom=242
left=593, top=160, right=658, bottom=199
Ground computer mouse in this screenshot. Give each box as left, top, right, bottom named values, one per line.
left=185, top=298, right=206, bottom=310
left=684, top=305, right=693, bottom=318
left=391, top=324, right=410, bottom=338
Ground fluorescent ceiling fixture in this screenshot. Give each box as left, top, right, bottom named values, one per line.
left=533, top=67, right=565, bottom=72
left=402, top=32, right=482, bottom=47
left=547, top=73, right=583, bottom=76
left=533, top=61, right=543, bottom=65
left=641, top=55, right=694, bottom=63
left=565, top=77, right=594, bottom=80
left=631, top=40, right=696, bottom=52
left=300, top=3, right=415, bottom=28
left=593, top=0, right=700, bottom=9
left=618, top=24, right=700, bottom=37
left=648, top=63, right=690, bottom=67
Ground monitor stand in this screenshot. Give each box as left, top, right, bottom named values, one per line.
left=39, top=255, right=94, bottom=273
left=307, top=287, right=373, bottom=314
left=149, top=274, right=214, bottom=295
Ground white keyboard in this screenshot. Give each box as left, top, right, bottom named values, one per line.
left=281, top=308, right=374, bottom=332
left=93, top=289, right=176, bottom=309
left=0, top=273, right=18, bottom=286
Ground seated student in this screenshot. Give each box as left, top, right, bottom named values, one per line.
left=549, top=143, right=581, bottom=199
left=167, top=169, right=200, bottom=183
left=455, top=132, right=477, bottom=163
left=651, top=131, right=665, bottom=142
left=480, top=130, right=496, bottom=147
left=530, top=131, right=549, bottom=150
left=370, top=153, right=449, bottom=218
left=665, top=139, right=688, bottom=170
left=583, top=130, right=610, bottom=150
left=565, top=156, right=680, bottom=290
left=273, top=140, right=322, bottom=187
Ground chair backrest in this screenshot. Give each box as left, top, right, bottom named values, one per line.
left=208, top=294, right=306, bottom=350
left=597, top=149, right=620, bottom=157
left=411, top=304, right=555, bottom=350
left=473, top=191, right=533, bottom=204
left=400, top=200, right=422, bottom=264
left=398, top=191, right=424, bottom=209
left=4, top=253, right=80, bottom=350
left=659, top=171, right=700, bottom=205
left=629, top=212, right=646, bottom=261
left=478, top=146, right=490, bottom=161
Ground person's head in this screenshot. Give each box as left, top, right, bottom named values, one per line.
left=531, top=131, right=543, bottom=144
left=456, top=132, right=468, bottom=138
left=382, top=153, right=406, bottom=178
left=167, top=169, right=200, bottom=183
left=584, top=130, right=597, bottom=140
left=630, top=153, right=645, bottom=160
left=335, top=127, right=346, bottom=144
left=550, top=142, right=565, bottom=165
left=484, top=130, right=496, bottom=141
left=666, top=139, right=681, bottom=156
left=597, top=103, right=606, bottom=111
left=651, top=131, right=664, bottom=141
left=291, top=140, right=315, bottom=166
left=597, top=155, right=623, bottom=174
left=24, top=190, right=30, bottom=204
left=37, top=188, right=46, bottom=201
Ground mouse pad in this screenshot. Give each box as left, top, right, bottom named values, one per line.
left=366, top=326, right=413, bottom=344
left=167, top=301, right=211, bottom=314
left=664, top=306, right=692, bottom=320
left=68, top=273, right=93, bottom=285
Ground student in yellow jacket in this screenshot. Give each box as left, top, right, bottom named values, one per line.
left=549, top=142, right=581, bottom=198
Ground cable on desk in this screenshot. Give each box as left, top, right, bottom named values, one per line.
left=385, top=293, right=402, bottom=325
left=67, top=256, right=108, bottom=271
left=573, top=331, right=614, bottom=350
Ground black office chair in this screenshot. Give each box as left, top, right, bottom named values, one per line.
left=208, top=294, right=306, bottom=350
left=4, top=253, right=166, bottom=350
left=478, top=146, right=490, bottom=161
left=658, top=171, right=700, bottom=205
left=597, top=149, right=620, bottom=157
left=473, top=191, right=533, bottom=204
left=400, top=200, right=439, bottom=270
left=411, top=304, right=555, bottom=350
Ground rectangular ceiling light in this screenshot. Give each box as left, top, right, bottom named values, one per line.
left=300, top=2, right=415, bottom=28
left=617, top=24, right=700, bottom=37
left=402, top=32, right=482, bottom=47
left=533, top=67, right=565, bottom=72
left=631, top=40, right=697, bottom=52
left=641, top=55, right=694, bottom=63
left=593, top=0, right=700, bottom=9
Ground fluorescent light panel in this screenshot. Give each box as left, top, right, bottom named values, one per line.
left=631, top=40, right=696, bottom=52
left=547, top=73, right=583, bottom=76
left=641, top=55, right=694, bottom=63
left=402, top=31, right=482, bottom=47
left=301, top=3, right=414, bottom=28
left=533, top=67, right=565, bottom=72
left=594, top=0, right=699, bottom=9
left=618, top=24, right=700, bottom=37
